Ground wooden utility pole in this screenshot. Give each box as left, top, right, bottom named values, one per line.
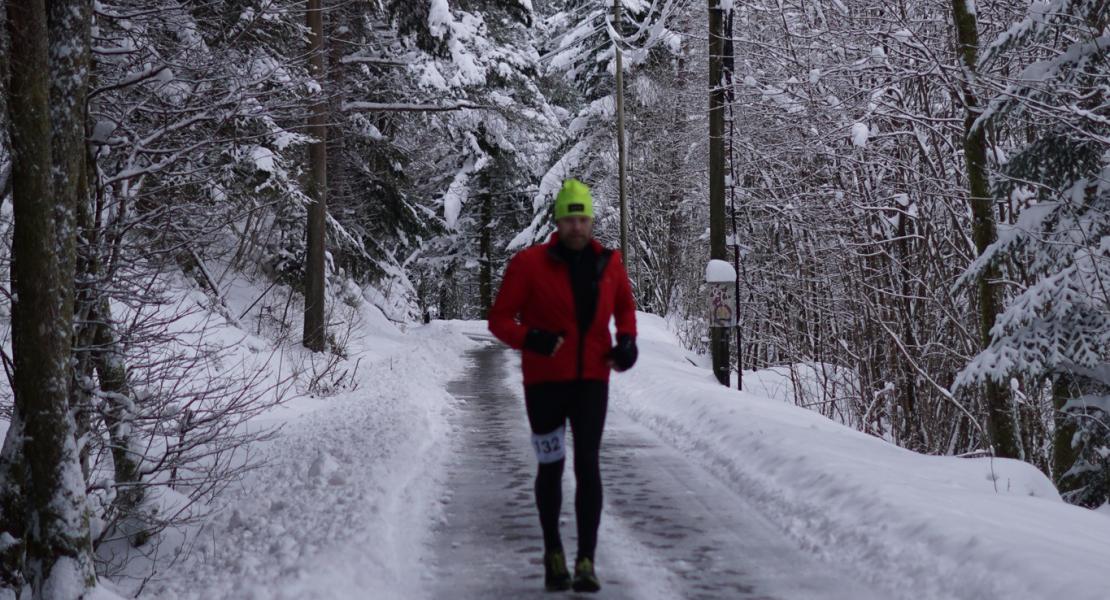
left=950, top=0, right=1019, bottom=459
left=613, top=0, right=629, bottom=259
left=708, top=0, right=730, bottom=386
left=303, top=0, right=328, bottom=352
left=723, top=8, right=742, bottom=390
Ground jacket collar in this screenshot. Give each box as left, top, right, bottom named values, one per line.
left=545, top=231, right=605, bottom=255
left=545, top=233, right=613, bottom=280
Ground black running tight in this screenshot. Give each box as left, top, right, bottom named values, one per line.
left=524, top=380, right=608, bottom=561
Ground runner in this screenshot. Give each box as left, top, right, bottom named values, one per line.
left=488, top=178, right=638, bottom=593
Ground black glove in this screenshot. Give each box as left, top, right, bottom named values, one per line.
left=609, top=334, right=638, bottom=371
left=524, top=329, right=562, bottom=356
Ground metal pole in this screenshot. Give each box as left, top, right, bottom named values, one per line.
left=613, top=0, right=628, bottom=260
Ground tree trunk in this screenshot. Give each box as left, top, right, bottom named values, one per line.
left=439, top=262, right=457, bottom=320
left=0, top=0, right=98, bottom=595
left=613, top=0, right=629, bottom=260
left=53, top=0, right=96, bottom=487
left=950, top=0, right=1020, bottom=459
left=1052, top=372, right=1080, bottom=491
left=72, top=144, right=100, bottom=484
left=708, top=0, right=730, bottom=386
left=479, top=186, right=493, bottom=319
left=90, top=298, right=145, bottom=531
left=895, top=210, right=922, bottom=449
left=303, top=0, right=329, bottom=352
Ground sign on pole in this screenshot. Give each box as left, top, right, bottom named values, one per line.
left=706, top=259, right=737, bottom=328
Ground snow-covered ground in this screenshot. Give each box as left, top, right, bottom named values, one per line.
left=20, top=272, right=482, bottom=599
left=126, top=308, right=477, bottom=599
left=5, top=285, right=1107, bottom=598
left=612, top=312, right=1110, bottom=600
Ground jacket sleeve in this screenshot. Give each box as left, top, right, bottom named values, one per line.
left=612, top=251, right=637, bottom=338
left=488, top=252, right=530, bottom=350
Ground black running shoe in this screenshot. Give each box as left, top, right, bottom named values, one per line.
left=544, top=550, right=571, bottom=591
left=572, top=557, right=601, bottom=593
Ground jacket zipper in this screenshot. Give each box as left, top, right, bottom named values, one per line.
left=575, top=260, right=586, bottom=380
left=576, top=335, right=585, bottom=380
left=547, top=241, right=613, bottom=381
left=578, top=251, right=612, bottom=380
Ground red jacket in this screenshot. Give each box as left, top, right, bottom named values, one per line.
left=488, top=233, right=637, bottom=384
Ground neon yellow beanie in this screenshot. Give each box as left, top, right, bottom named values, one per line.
left=553, top=179, right=594, bottom=220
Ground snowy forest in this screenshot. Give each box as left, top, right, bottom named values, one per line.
left=0, top=0, right=1108, bottom=598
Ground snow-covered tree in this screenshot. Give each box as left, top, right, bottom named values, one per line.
left=957, top=0, right=1110, bottom=506
left=371, top=0, right=564, bottom=319
left=1, top=0, right=99, bottom=594
left=511, top=0, right=683, bottom=251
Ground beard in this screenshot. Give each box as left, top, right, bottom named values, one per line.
left=561, top=231, right=590, bottom=250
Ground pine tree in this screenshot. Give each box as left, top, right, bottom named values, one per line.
left=393, top=0, right=562, bottom=318
left=957, top=0, right=1110, bottom=506
left=510, top=0, right=680, bottom=251
left=950, top=0, right=1021, bottom=459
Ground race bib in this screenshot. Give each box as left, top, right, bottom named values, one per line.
left=532, top=426, right=566, bottom=464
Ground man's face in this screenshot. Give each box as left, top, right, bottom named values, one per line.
left=556, top=215, right=593, bottom=250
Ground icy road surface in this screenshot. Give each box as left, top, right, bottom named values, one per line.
left=429, top=336, right=882, bottom=599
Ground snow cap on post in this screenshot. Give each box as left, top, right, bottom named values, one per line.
left=705, top=259, right=736, bottom=283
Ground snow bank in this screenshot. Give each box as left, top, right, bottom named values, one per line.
left=611, top=312, right=1110, bottom=600
left=0, top=260, right=476, bottom=599
left=102, top=272, right=479, bottom=599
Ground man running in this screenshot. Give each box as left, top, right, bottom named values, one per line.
left=488, top=178, right=638, bottom=593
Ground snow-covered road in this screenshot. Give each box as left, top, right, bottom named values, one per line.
left=126, top=315, right=1108, bottom=599
left=431, top=336, right=881, bottom=599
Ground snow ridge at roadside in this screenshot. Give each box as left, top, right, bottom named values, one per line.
left=135, top=309, right=476, bottom=600
left=611, top=312, right=1110, bottom=600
